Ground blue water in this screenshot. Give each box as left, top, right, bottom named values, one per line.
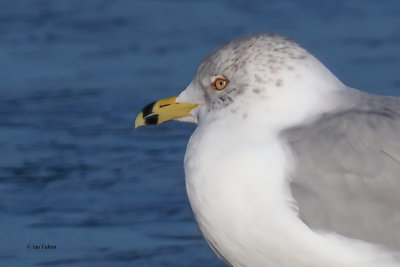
left=1, top=0, right=400, bottom=266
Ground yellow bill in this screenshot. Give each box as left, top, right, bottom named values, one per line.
left=135, top=96, right=197, bottom=128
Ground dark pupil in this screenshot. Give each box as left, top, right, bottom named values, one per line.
left=219, top=81, right=223, bottom=86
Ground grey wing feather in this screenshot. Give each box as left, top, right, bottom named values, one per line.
left=282, top=92, right=400, bottom=251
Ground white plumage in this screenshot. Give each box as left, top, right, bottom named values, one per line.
left=138, top=33, right=400, bottom=266
left=177, top=34, right=400, bottom=266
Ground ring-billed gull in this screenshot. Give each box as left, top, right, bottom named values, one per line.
left=135, top=34, right=400, bottom=266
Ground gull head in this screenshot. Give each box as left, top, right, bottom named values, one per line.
left=135, top=33, right=345, bottom=129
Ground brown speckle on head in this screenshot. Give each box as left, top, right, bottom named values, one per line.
left=254, top=74, right=266, bottom=83
left=231, top=87, right=244, bottom=95
left=195, top=33, right=313, bottom=111
left=269, top=66, right=281, bottom=73
left=242, top=113, right=248, bottom=119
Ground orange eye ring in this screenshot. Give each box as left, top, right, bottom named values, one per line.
left=212, top=77, right=229, bottom=91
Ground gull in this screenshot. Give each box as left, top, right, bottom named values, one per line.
left=135, top=34, right=400, bottom=266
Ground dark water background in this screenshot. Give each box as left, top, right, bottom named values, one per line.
left=1, top=0, right=400, bottom=266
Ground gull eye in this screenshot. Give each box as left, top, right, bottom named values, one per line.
left=212, top=77, right=229, bottom=91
